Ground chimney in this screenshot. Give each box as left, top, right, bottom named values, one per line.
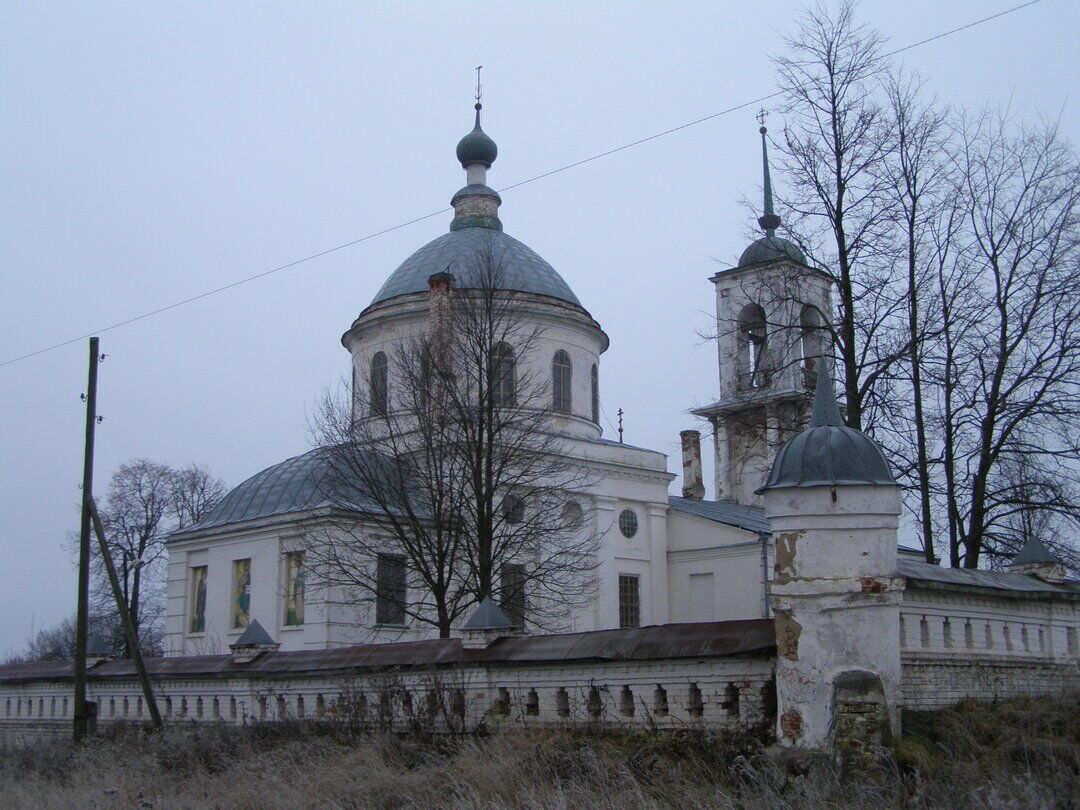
left=428, top=271, right=454, bottom=369
left=680, top=429, right=705, bottom=500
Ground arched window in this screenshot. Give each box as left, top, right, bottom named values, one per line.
left=490, top=342, right=516, bottom=407
left=563, top=500, right=583, bottom=530
left=737, top=304, right=767, bottom=388
left=799, top=305, right=823, bottom=370
left=552, top=350, right=572, bottom=413
left=590, top=364, right=599, bottom=424
left=502, top=492, right=525, bottom=524
left=369, top=351, right=388, bottom=415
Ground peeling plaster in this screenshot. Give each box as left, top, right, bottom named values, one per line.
left=773, top=530, right=803, bottom=584
left=774, top=609, right=802, bottom=661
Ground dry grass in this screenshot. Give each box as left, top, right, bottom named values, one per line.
left=1, top=695, right=1076, bottom=809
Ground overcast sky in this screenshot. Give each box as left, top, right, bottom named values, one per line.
left=1, top=1, right=1076, bottom=655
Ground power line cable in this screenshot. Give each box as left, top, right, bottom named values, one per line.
left=0, top=0, right=1045, bottom=370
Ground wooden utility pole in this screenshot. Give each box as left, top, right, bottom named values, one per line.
left=74, top=336, right=100, bottom=741
left=89, top=498, right=163, bottom=728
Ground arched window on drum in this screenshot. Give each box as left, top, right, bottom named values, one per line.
left=590, top=364, right=599, bottom=424
left=369, top=351, right=388, bottom=415
left=552, top=350, right=572, bottom=413
left=490, top=342, right=516, bottom=407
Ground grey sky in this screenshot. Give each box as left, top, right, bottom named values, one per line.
left=1, top=1, right=1075, bottom=655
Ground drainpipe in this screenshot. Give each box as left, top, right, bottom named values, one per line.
left=759, top=531, right=771, bottom=618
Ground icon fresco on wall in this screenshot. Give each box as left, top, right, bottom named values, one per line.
left=233, top=558, right=251, bottom=629
left=285, top=552, right=305, bottom=626
left=189, top=566, right=207, bottom=633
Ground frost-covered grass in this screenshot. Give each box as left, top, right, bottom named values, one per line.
left=1, top=695, right=1076, bottom=809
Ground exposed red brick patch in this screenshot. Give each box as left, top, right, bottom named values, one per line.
left=780, top=709, right=803, bottom=740
left=859, top=577, right=886, bottom=593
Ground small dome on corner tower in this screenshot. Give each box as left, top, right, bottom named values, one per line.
left=760, top=364, right=895, bottom=491
left=456, top=103, right=498, bottom=168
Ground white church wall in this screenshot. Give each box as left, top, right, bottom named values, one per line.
left=666, top=511, right=770, bottom=623
left=899, top=584, right=1080, bottom=708
left=0, top=654, right=776, bottom=744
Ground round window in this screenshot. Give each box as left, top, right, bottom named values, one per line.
left=618, top=508, right=638, bottom=538
left=563, top=501, right=583, bottom=530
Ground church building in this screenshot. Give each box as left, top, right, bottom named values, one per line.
left=164, top=108, right=837, bottom=655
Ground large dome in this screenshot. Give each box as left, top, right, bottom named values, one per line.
left=179, top=447, right=391, bottom=533
left=369, top=227, right=582, bottom=308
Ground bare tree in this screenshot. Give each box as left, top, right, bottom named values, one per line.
left=772, top=0, right=905, bottom=433
left=932, top=111, right=1080, bottom=568
left=306, top=240, right=600, bottom=638
left=93, top=460, right=173, bottom=657
left=170, top=463, right=228, bottom=529
left=4, top=614, right=113, bottom=664
left=878, top=70, right=951, bottom=563
left=86, top=459, right=227, bottom=657
left=764, top=3, right=1079, bottom=573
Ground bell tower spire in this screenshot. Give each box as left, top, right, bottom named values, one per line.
left=756, top=109, right=782, bottom=238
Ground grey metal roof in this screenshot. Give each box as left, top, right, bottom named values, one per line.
left=898, top=557, right=1080, bottom=596
left=0, top=619, right=776, bottom=683
left=1011, top=537, right=1061, bottom=566
left=87, top=634, right=111, bottom=656
left=761, top=365, right=895, bottom=491
left=738, top=235, right=806, bottom=267
left=177, top=446, right=395, bottom=535
left=369, top=227, right=582, bottom=308
left=461, top=597, right=517, bottom=630
left=233, top=619, right=276, bottom=647
left=668, top=496, right=770, bottom=534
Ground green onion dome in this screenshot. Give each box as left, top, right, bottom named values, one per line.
left=456, top=103, right=498, bottom=168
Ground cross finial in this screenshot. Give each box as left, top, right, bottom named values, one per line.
left=756, top=107, right=769, bottom=128
left=475, top=66, right=483, bottom=105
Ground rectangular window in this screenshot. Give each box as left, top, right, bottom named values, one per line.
left=188, top=566, right=207, bottom=633
left=618, top=574, right=640, bottom=629
left=284, top=552, right=305, bottom=626
left=500, top=563, right=527, bottom=628
left=375, top=553, right=406, bottom=625
left=232, top=558, right=251, bottom=629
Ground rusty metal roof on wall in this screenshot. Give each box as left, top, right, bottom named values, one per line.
left=0, top=619, right=775, bottom=684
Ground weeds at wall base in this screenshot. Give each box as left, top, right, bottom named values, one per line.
left=0, top=695, right=1075, bottom=809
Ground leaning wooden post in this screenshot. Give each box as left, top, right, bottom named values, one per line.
left=73, top=336, right=100, bottom=741
left=88, top=497, right=164, bottom=729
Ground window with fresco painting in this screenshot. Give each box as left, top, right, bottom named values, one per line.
left=232, top=558, right=251, bottom=629
left=189, top=566, right=207, bottom=633
left=284, top=552, right=305, bottom=626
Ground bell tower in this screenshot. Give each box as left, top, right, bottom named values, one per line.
left=694, top=119, right=833, bottom=505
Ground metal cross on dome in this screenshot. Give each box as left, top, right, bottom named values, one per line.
left=475, top=65, right=483, bottom=104
left=756, top=107, right=769, bottom=128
